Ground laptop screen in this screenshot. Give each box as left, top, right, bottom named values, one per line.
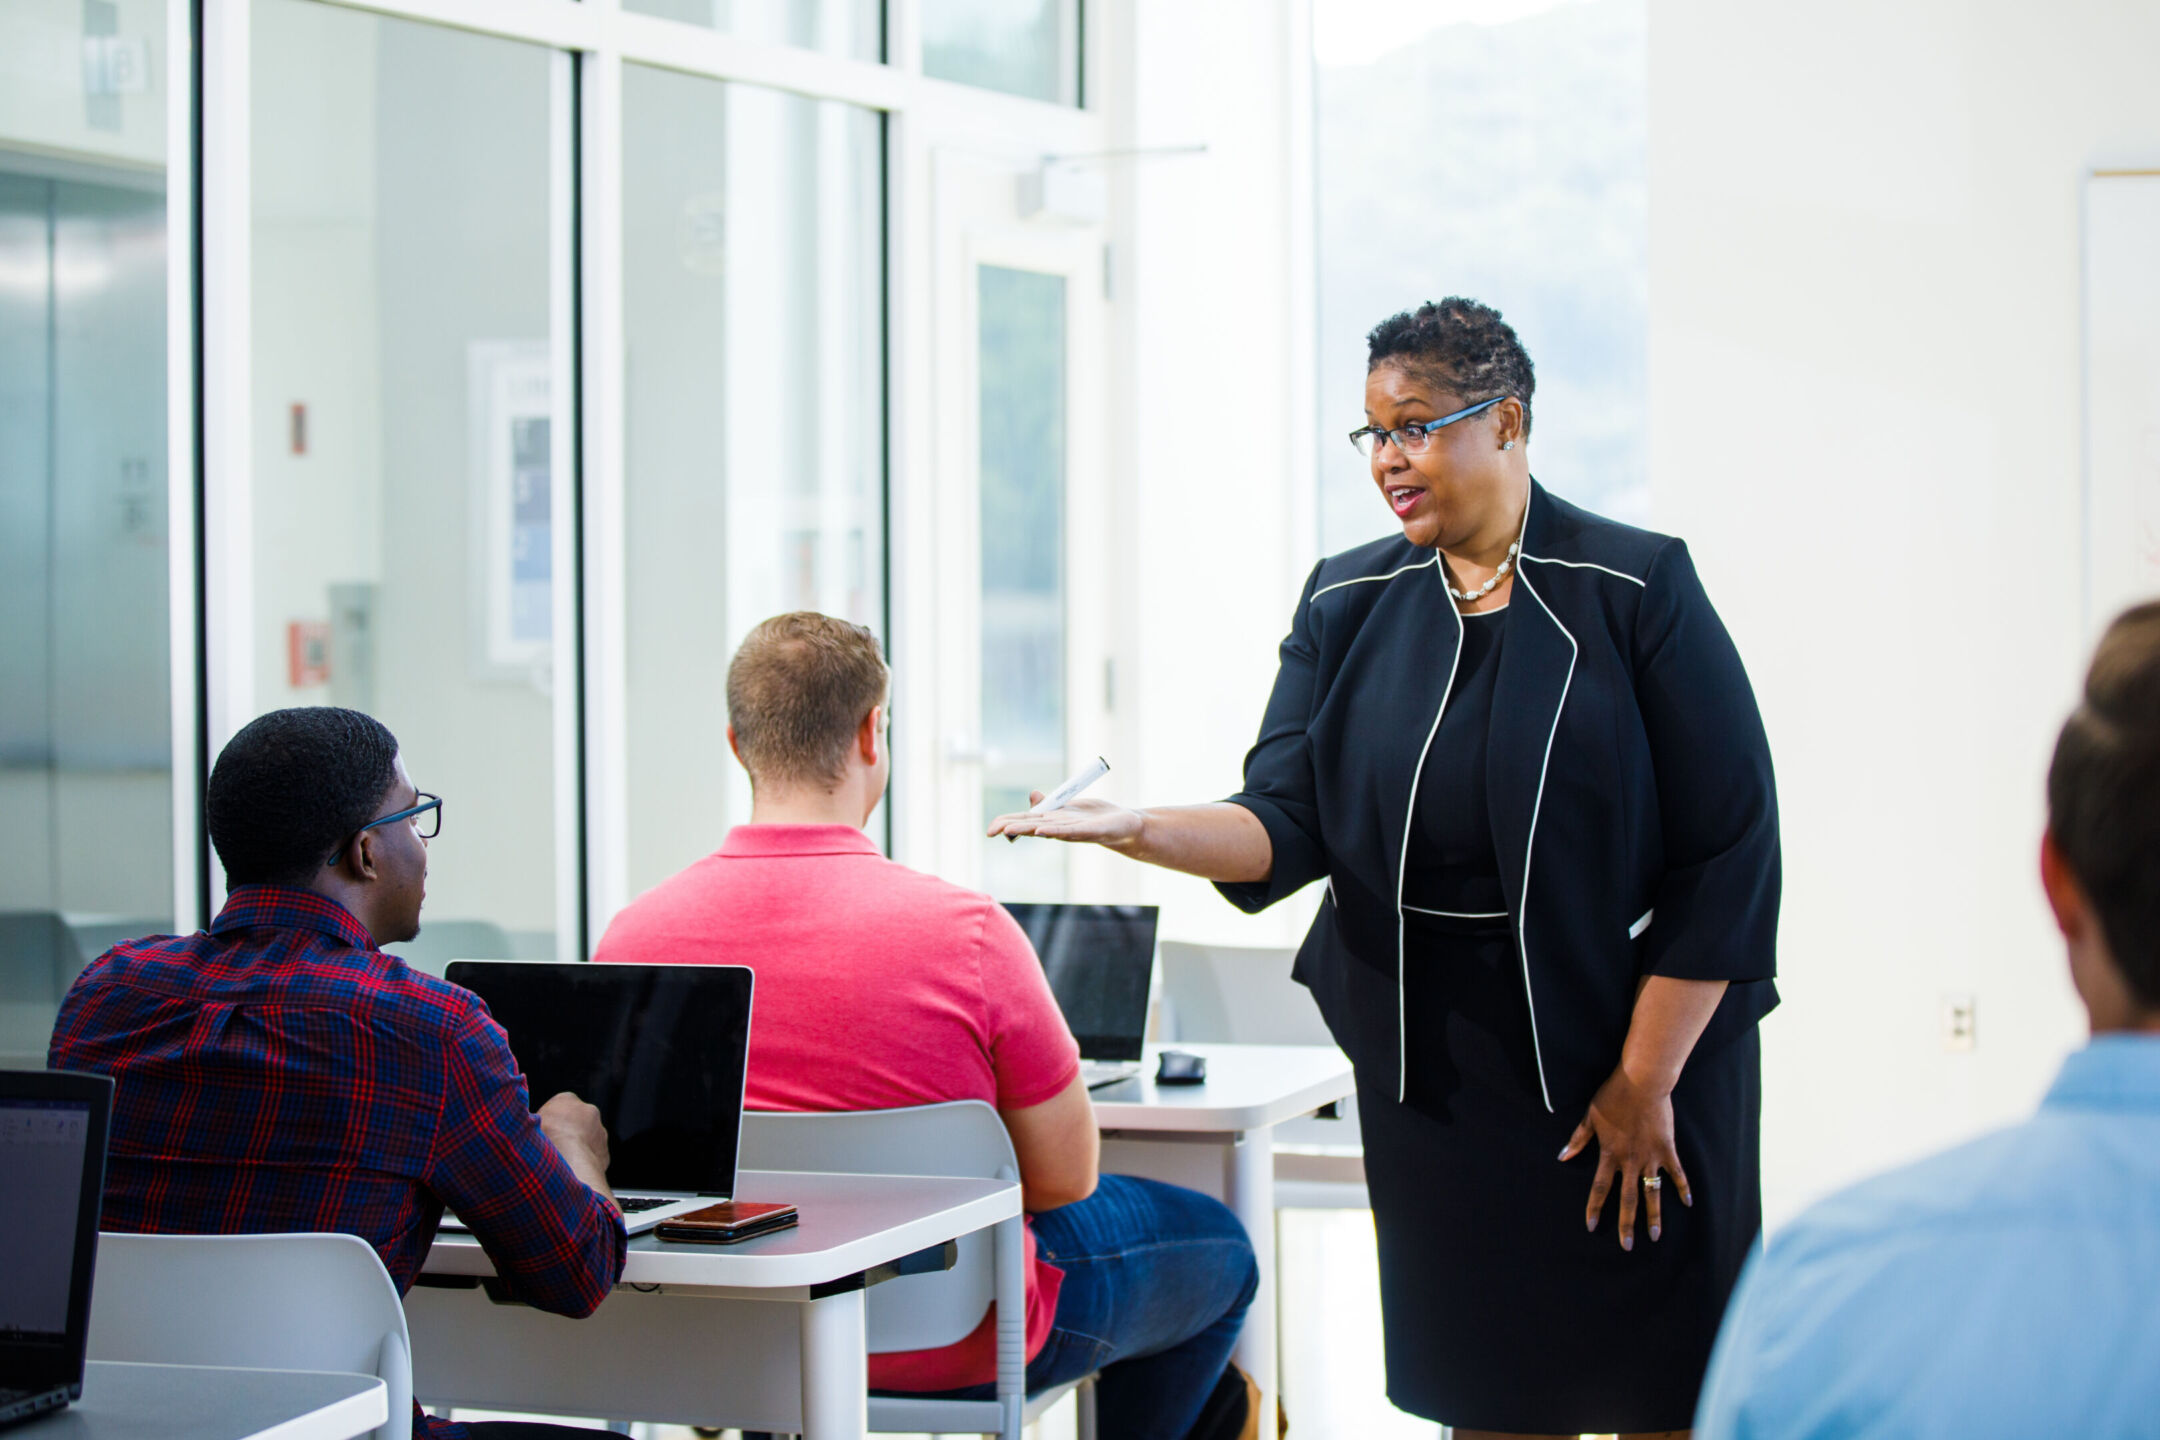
left=447, top=963, right=752, bottom=1197
left=0, top=1100, right=92, bottom=1344
left=0, top=1071, right=110, bottom=1395
left=1001, top=904, right=1159, bottom=1063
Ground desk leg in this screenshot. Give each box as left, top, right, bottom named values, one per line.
left=799, top=1288, right=868, bottom=1440
left=1226, top=1128, right=1277, bottom=1428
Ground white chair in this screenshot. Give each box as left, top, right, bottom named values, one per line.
left=739, top=1101, right=1095, bottom=1440
left=88, top=1231, right=414, bottom=1440
left=1157, top=940, right=1367, bottom=1208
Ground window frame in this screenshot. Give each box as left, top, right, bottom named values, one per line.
left=176, top=0, right=1116, bottom=944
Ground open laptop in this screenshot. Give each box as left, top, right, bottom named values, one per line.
left=1001, top=903, right=1160, bottom=1089
left=0, top=1069, right=113, bottom=1429
left=443, top=962, right=753, bottom=1235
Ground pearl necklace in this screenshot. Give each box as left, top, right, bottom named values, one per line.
left=1445, top=511, right=1528, bottom=603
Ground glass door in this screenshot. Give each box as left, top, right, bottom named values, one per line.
left=924, top=150, right=1110, bottom=901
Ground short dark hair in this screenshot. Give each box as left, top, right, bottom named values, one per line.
left=207, top=707, right=402, bottom=887
left=1366, top=297, right=1537, bottom=437
left=2047, top=601, right=2160, bottom=1006
left=726, top=613, right=889, bottom=790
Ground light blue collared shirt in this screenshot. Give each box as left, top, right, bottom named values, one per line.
left=1695, top=1035, right=2160, bottom=1439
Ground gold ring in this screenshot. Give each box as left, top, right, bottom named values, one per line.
left=1642, top=1174, right=1663, bottom=1190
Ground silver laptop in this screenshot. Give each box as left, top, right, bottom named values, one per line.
left=0, top=1069, right=113, bottom=1428
left=1000, top=904, right=1160, bottom=1089
left=442, top=961, right=753, bottom=1235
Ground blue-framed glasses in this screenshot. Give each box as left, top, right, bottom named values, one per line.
left=1348, top=395, right=1507, bottom=458
left=326, top=792, right=442, bottom=865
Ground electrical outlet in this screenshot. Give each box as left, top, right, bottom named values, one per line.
left=1941, top=993, right=1977, bottom=1052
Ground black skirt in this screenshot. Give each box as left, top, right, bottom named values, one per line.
left=1344, top=910, right=1762, bottom=1434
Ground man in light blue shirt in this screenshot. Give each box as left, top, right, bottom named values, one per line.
left=1695, top=600, right=2160, bottom=1440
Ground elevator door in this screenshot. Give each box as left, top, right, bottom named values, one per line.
left=0, top=167, right=172, bottom=1064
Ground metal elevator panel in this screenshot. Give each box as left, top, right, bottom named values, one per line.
left=0, top=164, right=171, bottom=921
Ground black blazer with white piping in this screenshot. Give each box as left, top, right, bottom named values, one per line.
left=1218, top=480, right=1781, bottom=1114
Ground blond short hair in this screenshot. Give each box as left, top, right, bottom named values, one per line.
left=726, top=613, right=889, bottom=789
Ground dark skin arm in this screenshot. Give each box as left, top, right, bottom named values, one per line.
left=1559, top=976, right=1727, bottom=1249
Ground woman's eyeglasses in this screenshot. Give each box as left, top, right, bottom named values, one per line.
left=1348, top=395, right=1506, bottom=458
left=325, top=792, right=443, bottom=866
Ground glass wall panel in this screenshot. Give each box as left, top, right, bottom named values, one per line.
left=1313, top=0, right=1648, bottom=553
left=621, top=0, right=880, bottom=64
left=977, top=264, right=1066, bottom=902
left=1, top=0, right=173, bottom=1066
left=622, top=66, right=884, bottom=899
left=923, top=0, right=1079, bottom=106
left=251, top=0, right=563, bottom=963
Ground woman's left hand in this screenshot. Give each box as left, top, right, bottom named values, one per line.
left=1559, top=1065, right=1692, bottom=1251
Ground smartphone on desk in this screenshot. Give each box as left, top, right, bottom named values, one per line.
left=654, top=1199, right=800, bottom=1245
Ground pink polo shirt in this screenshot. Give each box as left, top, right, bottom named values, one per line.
left=591, top=824, right=1081, bottom=1392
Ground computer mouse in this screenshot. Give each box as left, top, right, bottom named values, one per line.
left=1155, top=1049, right=1207, bottom=1086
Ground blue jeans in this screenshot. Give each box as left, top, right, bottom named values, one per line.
left=911, top=1174, right=1259, bottom=1440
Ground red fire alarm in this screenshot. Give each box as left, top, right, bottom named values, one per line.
left=288, top=621, right=331, bottom=687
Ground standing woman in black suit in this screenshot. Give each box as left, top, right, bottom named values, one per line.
left=991, top=298, right=1780, bottom=1439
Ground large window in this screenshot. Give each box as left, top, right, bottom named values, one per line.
left=1313, top=0, right=1649, bottom=554
left=976, top=264, right=1068, bottom=902
left=621, top=0, right=880, bottom=62
left=250, top=0, right=566, bottom=962
left=1, top=0, right=174, bottom=1064
left=9, top=0, right=1114, bottom=967
left=922, top=0, right=1081, bottom=106
left=621, top=66, right=885, bottom=897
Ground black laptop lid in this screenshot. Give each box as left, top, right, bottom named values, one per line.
left=445, top=962, right=751, bottom=1197
left=0, top=1070, right=112, bottom=1396
left=1000, top=904, right=1159, bottom=1063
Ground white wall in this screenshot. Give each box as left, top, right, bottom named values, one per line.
left=1646, top=0, right=2160, bottom=1226
left=1111, top=0, right=1323, bottom=952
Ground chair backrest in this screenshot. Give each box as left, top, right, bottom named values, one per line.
left=1157, top=940, right=1329, bottom=1045
left=740, top=1101, right=1015, bottom=1353
left=0, top=911, right=86, bottom=1066
left=88, top=1232, right=413, bottom=1440
left=64, top=919, right=169, bottom=982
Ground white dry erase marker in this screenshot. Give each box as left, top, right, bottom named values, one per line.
left=1008, top=756, right=1111, bottom=841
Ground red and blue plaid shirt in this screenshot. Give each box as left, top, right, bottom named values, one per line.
left=48, top=885, right=627, bottom=1438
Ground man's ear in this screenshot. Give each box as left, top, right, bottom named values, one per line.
left=2040, top=829, right=2088, bottom=943
left=348, top=826, right=383, bottom=884
left=726, top=724, right=746, bottom=769
left=858, top=705, right=884, bottom=765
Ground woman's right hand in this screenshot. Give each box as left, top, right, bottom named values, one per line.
left=986, top=791, right=1146, bottom=848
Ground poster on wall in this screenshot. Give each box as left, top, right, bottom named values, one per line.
left=2083, top=171, right=2160, bottom=635
left=468, top=340, right=554, bottom=682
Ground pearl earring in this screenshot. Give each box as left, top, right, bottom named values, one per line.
left=1501, top=440, right=1516, bottom=451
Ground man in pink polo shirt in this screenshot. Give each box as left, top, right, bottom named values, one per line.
left=594, top=612, right=1259, bottom=1440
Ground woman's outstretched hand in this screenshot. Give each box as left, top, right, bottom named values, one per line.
left=986, top=791, right=1145, bottom=847
left=1558, top=1065, right=1692, bottom=1252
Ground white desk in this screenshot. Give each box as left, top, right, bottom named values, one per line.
left=412, top=1168, right=1017, bottom=1438
left=21, top=1361, right=386, bottom=1440
left=1090, top=1042, right=1357, bottom=1429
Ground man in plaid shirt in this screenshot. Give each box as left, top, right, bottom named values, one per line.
left=49, top=707, right=627, bottom=1439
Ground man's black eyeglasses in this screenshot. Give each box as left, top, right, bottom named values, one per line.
left=327, top=793, right=442, bottom=865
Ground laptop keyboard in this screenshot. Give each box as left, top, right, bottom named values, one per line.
left=617, top=1195, right=675, bottom=1213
